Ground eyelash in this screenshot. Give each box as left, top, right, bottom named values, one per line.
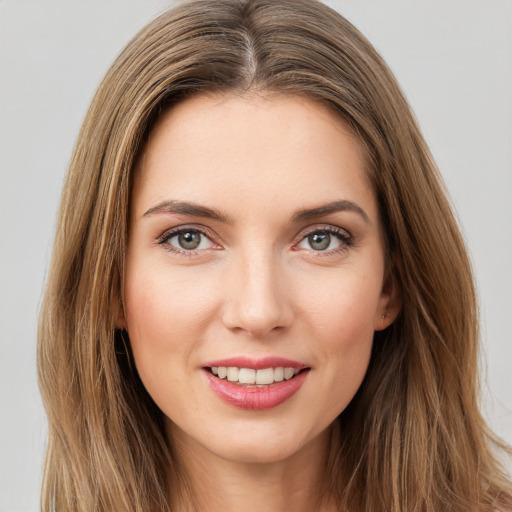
left=156, top=225, right=354, bottom=257
left=295, top=225, right=354, bottom=256
left=156, top=226, right=220, bottom=256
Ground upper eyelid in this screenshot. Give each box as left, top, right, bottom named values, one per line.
left=300, top=224, right=350, bottom=235
left=294, top=224, right=352, bottom=241
left=157, top=225, right=218, bottom=244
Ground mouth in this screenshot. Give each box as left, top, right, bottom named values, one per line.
left=205, top=366, right=306, bottom=386
left=202, top=357, right=311, bottom=410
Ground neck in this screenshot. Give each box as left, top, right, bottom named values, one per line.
left=167, top=422, right=337, bottom=512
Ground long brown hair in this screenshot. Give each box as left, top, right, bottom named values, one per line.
left=38, top=1, right=512, bottom=510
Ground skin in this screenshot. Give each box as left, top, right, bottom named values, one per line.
left=120, top=93, right=400, bottom=511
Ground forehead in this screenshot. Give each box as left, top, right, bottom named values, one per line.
left=132, top=93, right=377, bottom=223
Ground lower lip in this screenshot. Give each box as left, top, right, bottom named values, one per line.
left=204, top=370, right=309, bottom=410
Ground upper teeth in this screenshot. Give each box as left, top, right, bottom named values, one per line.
left=211, top=367, right=300, bottom=385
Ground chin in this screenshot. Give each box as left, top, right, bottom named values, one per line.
left=168, top=414, right=331, bottom=466
left=215, top=437, right=304, bottom=464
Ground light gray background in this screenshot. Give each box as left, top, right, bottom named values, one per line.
left=1, top=1, right=511, bottom=510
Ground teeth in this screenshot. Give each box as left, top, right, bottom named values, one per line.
left=256, top=368, right=274, bottom=385
left=226, top=367, right=239, bottom=382
left=212, top=366, right=301, bottom=385
left=238, top=368, right=256, bottom=384
left=284, top=367, right=295, bottom=380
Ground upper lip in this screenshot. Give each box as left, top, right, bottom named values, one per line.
left=202, top=356, right=309, bottom=370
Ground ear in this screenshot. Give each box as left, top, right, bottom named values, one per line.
left=116, top=308, right=127, bottom=330
left=112, top=270, right=127, bottom=330
left=375, top=256, right=402, bottom=331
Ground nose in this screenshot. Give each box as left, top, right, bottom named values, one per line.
left=221, top=248, right=294, bottom=338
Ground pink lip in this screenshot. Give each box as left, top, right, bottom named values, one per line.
left=203, top=356, right=308, bottom=370
left=204, top=370, right=308, bottom=410
left=202, top=357, right=310, bottom=411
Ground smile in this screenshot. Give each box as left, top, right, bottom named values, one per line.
left=203, top=357, right=310, bottom=410
left=209, top=366, right=301, bottom=385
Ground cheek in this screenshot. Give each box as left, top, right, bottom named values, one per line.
left=301, top=265, right=382, bottom=342
left=125, top=262, right=217, bottom=343
left=122, top=262, right=221, bottom=394
left=297, top=266, right=382, bottom=407
left=122, top=263, right=223, bottom=419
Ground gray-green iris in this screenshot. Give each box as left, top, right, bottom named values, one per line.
left=178, top=231, right=201, bottom=250
left=308, top=232, right=330, bottom=251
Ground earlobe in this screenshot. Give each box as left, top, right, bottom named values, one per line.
left=375, top=310, right=394, bottom=331
left=375, top=257, right=402, bottom=331
left=115, top=297, right=127, bottom=330
left=115, top=298, right=127, bottom=330
left=116, top=314, right=127, bottom=331
left=113, top=271, right=127, bottom=330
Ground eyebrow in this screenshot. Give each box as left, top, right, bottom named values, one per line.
left=291, top=200, right=370, bottom=224
left=143, top=198, right=369, bottom=224
left=143, top=199, right=231, bottom=223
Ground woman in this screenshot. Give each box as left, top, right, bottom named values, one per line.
left=38, top=0, right=512, bottom=510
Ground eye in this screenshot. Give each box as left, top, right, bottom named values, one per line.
left=159, top=228, right=217, bottom=253
left=296, top=227, right=352, bottom=252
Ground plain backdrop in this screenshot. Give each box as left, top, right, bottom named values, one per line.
left=1, top=1, right=511, bottom=510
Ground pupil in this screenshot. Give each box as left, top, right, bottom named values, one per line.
left=179, top=231, right=201, bottom=250
left=309, top=232, right=330, bottom=251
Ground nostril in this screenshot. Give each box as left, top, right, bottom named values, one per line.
left=219, top=261, right=295, bottom=336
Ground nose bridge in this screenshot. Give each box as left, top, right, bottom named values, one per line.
left=222, top=242, right=293, bottom=336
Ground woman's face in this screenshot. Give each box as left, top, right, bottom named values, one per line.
left=122, top=94, right=398, bottom=464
